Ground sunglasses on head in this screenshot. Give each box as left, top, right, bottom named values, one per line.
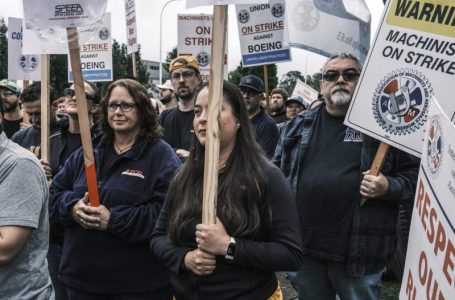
left=63, top=88, right=94, bottom=101
left=322, top=70, right=360, bottom=82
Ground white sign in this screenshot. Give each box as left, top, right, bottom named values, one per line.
left=399, top=99, right=455, bottom=300
left=345, top=0, right=455, bottom=158
left=124, top=0, right=138, bottom=54
left=7, top=17, right=41, bottom=81
left=177, top=14, right=228, bottom=82
left=22, top=25, right=68, bottom=55
left=286, top=0, right=370, bottom=63
left=186, top=0, right=267, bottom=9
left=236, top=0, right=290, bottom=67
left=23, top=0, right=107, bottom=29
left=292, top=79, right=318, bottom=105
left=68, top=13, right=112, bottom=82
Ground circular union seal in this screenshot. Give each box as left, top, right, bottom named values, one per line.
left=99, top=27, right=110, bottom=40
left=18, top=55, right=39, bottom=73
left=238, top=10, right=250, bottom=24
left=372, top=68, right=432, bottom=135
left=197, top=52, right=209, bottom=67
left=271, top=3, right=285, bottom=18
left=426, top=117, right=443, bottom=176
left=292, top=1, right=319, bottom=32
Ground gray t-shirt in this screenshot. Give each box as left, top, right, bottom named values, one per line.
left=0, top=132, right=54, bottom=300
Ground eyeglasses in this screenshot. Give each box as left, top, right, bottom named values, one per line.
left=63, top=88, right=94, bottom=101
left=240, top=87, right=260, bottom=96
left=1, top=90, right=16, bottom=96
left=107, top=102, right=136, bottom=112
left=171, top=70, right=196, bottom=81
left=322, top=70, right=360, bottom=82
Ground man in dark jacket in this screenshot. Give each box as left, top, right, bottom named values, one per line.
left=273, top=53, right=419, bottom=299
left=239, top=75, right=279, bottom=158
left=11, top=82, right=62, bottom=160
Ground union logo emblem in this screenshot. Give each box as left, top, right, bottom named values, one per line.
left=373, top=68, right=432, bottom=135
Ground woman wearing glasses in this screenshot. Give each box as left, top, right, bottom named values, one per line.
left=50, top=79, right=180, bottom=299
left=150, top=80, right=303, bottom=299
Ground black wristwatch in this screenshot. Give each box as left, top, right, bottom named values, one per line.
left=225, top=237, right=236, bottom=262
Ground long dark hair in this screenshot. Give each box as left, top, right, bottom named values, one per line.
left=167, top=80, right=271, bottom=244
left=99, top=79, right=162, bottom=142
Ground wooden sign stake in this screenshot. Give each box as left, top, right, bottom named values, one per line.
left=132, top=52, right=137, bottom=78
left=22, top=80, right=30, bottom=126
left=202, top=5, right=227, bottom=225
left=40, top=54, right=50, bottom=162
left=67, top=27, right=100, bottom=207
left=360, top=141, right=390, bottom=206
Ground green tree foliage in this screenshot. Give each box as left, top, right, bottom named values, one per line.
left=50, top=55, right=68, bottom=99
left=228, top=61, right=278, bottom=93
left=278, top=70, right=305, bottom=95
left=0, top=18, right=8, bottom=79
left=164, top=47, right=178, bottom=75
left=278, top=70, right=322, bottom=96
left=96, top=39, right=150, bottom=96
left=305, top=72, right=322, bottom=92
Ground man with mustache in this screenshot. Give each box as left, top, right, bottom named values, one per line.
left=238, top=75, right=279, bottom=158
left=273, top=53, right=419, bottom=300
left=160, top=56, right=202, bottom=161
left=156, top=79, right=177, bottom=111
left=269, top=87, right=288, bottom=124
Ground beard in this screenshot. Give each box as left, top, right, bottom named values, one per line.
left=270, top=101, right=285, bottom=113
left=3, top=98, right=19, bottom=112
left=329, top=85, right=352, bottom=106
left=160, top=94, right=172, bottom=104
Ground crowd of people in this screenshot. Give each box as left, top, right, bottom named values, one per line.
left=0, top=53, right=419, bottom=300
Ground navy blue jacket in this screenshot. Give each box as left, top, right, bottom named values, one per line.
left=251, top=108, right=279, bottom=158
left=273, top=104, right=419, bottom=276
left=49, top=136, right=181, bottom=293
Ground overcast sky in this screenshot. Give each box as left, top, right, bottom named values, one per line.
left=0, top=0, right=384, bottom=81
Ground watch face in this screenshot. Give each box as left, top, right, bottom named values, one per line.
left=227, top=246, right=235, bottom=256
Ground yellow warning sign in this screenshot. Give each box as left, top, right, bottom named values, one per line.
left=386, top=0, right=455, bottom=38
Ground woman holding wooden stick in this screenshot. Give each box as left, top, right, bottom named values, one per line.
left=150, top=80, right=303, bottom=299
left=50, top=79, right=180, bottom=299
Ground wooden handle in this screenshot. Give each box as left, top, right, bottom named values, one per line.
left=40, top=54, right=50, bottom=162
left=67, top=27, right=100, bottom=207
left=360, top=142, right=390, bottom=207
left=202, top=5, right=227, bottom=225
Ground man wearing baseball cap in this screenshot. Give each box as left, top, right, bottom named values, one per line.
left=238, top=74, right=279, bottom=158
left=156, top=79, right=177, bottom=110
left=0, top=79, right=23, bottom=138
left=160, top=55, right=202, bottom=160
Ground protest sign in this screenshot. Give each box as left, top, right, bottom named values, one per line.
left=187, top=0, right=267, bottom=9
left=292, top=78, right=318, bottom=105
left=235, top=0, right=290, bottom=67
left=177, top=14, right=228, bottom=81
left=124, top=0, right=138, bottom=54
left=68, top=13, right=113, bottom=82
left=23, top=0, right=107, bottom=29
left=286, top=0, right=370, bottom=63
left=7, top=17, right=40, bottom=81
left=22, top=25, right=68, bottom=55
left=399, top=99, right=455, bottom=300
left=345, top=0, right=455, bottom=158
